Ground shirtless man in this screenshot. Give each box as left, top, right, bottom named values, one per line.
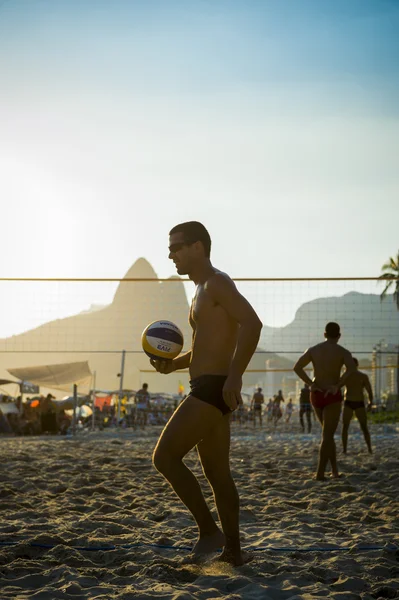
left=285, top=398, right=294, bottom=423
left=150, top=221, right=262, bottom=566
left=299, top=383, right=312, bottom=433
left=273, top=390, right=284, bottom=426
left=135, top=383, right=151, bottom=429
left=342, top=358, right=373, bottom=454
left=293, top=322, right=356, bottom=480
left=251, top=387, right=264, bottom=427
left=266, top=398, right=273, bottom=423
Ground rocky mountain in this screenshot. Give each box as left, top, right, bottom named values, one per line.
left=0, top=259, right=193, bottom=394
left=260, top=291, right=399, bottom=359
left=0, top=259, right=290, bottom=395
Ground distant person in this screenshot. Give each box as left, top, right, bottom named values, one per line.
left=299, top=383, right=312, bottom=433
left=266, top=399, right=273, bottom=423
left=150, top=221, right=262, bottom=565
left=273, top=390, right=284, bottom=425
left=293, top=322, right=356, bottom=480
left=40, top=394, right=58, bottom=434
left=285, top=398, right=294, bottom=423
left=135, top=383, right=151, bottom=429
left=342, top=358, right=373, bottom=454
left=235, top=401, right=246, bottom=426
left=251, top=387, right=264, bottom=427
left=57, top=409, right=72, bottom=435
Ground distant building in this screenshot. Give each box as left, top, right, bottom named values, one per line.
left=371, top=342, right=398, bottom=399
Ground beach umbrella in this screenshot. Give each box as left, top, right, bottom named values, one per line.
left=65, top=405, right=92, bottom=419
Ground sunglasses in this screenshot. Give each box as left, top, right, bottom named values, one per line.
left=168, top=241, right=195, bottom=253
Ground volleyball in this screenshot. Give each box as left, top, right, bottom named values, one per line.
left=141, top=320, right=184, bottom=361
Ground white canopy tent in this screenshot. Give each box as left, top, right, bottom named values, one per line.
left=7, top=361, right=92, bottom=394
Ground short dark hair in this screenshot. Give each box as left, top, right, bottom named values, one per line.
left=325, top=322, right=340, bottom=338
left=353, top=357, right=359, bottom=366
left=169, top=221, right=211, bottom=258
left=143, top=383, right=148, bottom=389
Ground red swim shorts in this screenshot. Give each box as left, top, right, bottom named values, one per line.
left=310, top=389, right=342, bottom=410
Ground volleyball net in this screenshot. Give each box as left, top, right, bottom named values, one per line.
left=0, top=277, right=397, bottom=404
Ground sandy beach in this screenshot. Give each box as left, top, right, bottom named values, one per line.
left=0, top=421, right=398, bottom=600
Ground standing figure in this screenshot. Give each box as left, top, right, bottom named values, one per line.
left=251, top=387, right=264, bottom=427
left=273, top=390, right=285, bottom=426
left=285, top=398, right=294, bottom=423
left=151, top=221, right=262, bottom=565
left=293, top=322, right=356, bottom=480
left=299, top=383, right=312, bottom=433
left=266, top=398, right=274, bottom=423
left=135, top=383, right=151, bottom=429
left=342, top=358, right=373, bottom=454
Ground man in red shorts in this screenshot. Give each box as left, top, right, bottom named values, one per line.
left=293, top=322, right=356, bottom=480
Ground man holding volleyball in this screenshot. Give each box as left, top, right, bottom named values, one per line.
left=150, top=221, right=262, bottom=566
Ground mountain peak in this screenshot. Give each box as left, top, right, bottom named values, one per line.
left=123, top=258, right=158, bottom=279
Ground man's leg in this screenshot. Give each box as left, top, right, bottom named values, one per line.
left=306, top=408, right=312, bottom=433
left=355, top=407, right=372, bottom=454
left=299, top=407, right=305, bottom=432
left=342, top=405, right=353, bottom=454
left=315, top=402, right=342, bottom=480
left=197, top=414, right=243, bottom=566
left=152, top=396, right=224, bottom=552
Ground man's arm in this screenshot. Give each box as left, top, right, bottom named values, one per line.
left=206, top=274, right=263, bottom=409
left=150, top=350, right=191, bottom=374
left=293, top=350, right=313, bottom=386
left=337, top=350, right=357, bottom=388
left=364, top=374, right=374, bottom=407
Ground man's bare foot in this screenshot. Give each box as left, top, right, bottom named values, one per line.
left=315, top=474, right=327, bottom=481
left=181, top=530, right=225, bottom=564
left=330, top=473, right=343, bottom=479
left=217, top=548, right=252, bottom=566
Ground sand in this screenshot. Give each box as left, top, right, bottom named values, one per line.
left=0, top=421, right=398, bottom=600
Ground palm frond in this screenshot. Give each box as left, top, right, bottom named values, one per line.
left=380, top=252, right=399, bottom=273
left=380, top=263, right=396, bottom=273
left=380, top=280, right=393, bottom=300
left=378, top=273, right=396, bottom=280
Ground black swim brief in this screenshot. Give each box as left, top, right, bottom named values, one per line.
left=189, top=375, right=231, bottom=416
left=345, top=400, right=365, bottom=411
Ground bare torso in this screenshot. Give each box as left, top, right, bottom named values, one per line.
left=189, top=270, right=238, bottom=379
left=345, top=370, right=367, bottom=402
left=310, top=341, right=349, bottom=390
left=252, top=392, right=264, bottom=406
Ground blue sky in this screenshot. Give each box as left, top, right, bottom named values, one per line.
left=0, top=0, right=398, bottom=293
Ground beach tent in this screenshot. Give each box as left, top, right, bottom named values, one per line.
left=93, top=394, right=113, bottom=411
left=0, top=402, right=19, bottom=415
left=52, top=395, right=90, bottom=411
left=7, top=361, right=92, bottom=394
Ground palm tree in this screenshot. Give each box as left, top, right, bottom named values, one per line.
left=378, top=250, right=399, bottom=399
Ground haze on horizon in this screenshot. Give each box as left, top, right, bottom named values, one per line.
left=0, top=0, right=398, bottom=337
